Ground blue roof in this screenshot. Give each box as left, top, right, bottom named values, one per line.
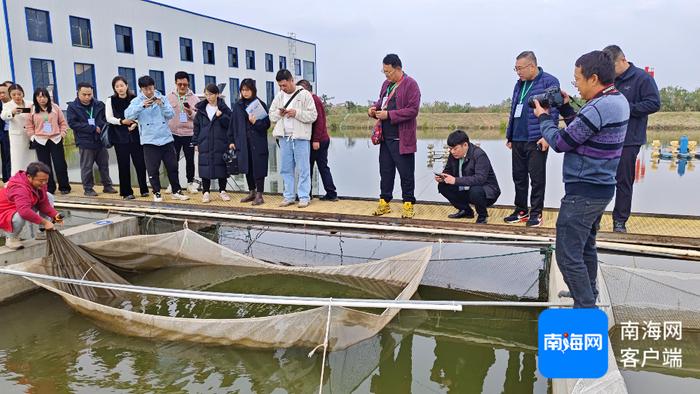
left=142, top=0, right=316, bottom=47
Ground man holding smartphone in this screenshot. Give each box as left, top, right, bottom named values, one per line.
left=167, top=71, right=200, bottom=194
left=436, top=130, right=500, bottom=224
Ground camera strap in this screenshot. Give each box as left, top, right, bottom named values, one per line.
left=282, top=88, right=303, bottom=109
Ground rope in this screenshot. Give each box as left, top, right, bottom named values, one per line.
left=308, top=302, right=333, bottom=394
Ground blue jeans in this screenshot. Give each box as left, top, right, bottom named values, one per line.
left=279, top=137, right=311, bottom=202
left=555, top=193, right=611, bottom=308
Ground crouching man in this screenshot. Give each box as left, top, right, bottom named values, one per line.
left=436, top=130, right=501, bottom=224
left=0, top=162, right=62, bottom=250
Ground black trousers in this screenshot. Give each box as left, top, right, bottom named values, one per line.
left=379, top=139, right=415, bottom=203
left=310, top=139, right=337, bottom=197
left=613, top=145, right=641, bottom=223
left=438, top=183, right=496, bottom=217
left=202, top=178, right=227, bottom=193
left=143, top=143, right=181, bottom=194
left=114, top=141, right=149, bottom=197
left=34, top=139, right=70, bottom=194
left=0, top=131, right=10, bottom=182
left=245, top=141, right=265, bottom=192
left=511, top=141, right=547, bottom=216
left=173, top=134, right=195, bottom=183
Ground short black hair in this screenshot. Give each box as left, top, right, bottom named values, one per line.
left=32, top=88, right=53, bottom=113
left=239, top=78, right=257, bottom=97
left=383, top=54, right=402, bottom=68
left=447, top=129, right=470, bottom=147
left=276, top=69, right=293, bottom=82
left=77, top=81, right=93, bottom=91
left=174, top=71, right=189, bottom=82
left=204, top=83, right=219, bottom=95
left=138, top=75, right=155, bottom=88
left=575, top=50, right=615, bottom=85
left=602, top=45, right=625, bottom=62
left=26, top=161, right=51, bottom=176
left=516, top=51, right=537, bottom=65
left=296, top=79, right=312, bottom=92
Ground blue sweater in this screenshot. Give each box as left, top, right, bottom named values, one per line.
left=614, top=63, right=660, bottom=146
left=538, top=87, right=629, bottom=198
left=506, top=68, right=560, bottom=142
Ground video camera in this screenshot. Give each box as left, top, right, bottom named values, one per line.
left=528, top=86, right=564, bottom=109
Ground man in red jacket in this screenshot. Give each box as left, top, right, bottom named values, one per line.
left=297, top=79, right=338, bottom=201
left=0, top=162, right=62, bottom=250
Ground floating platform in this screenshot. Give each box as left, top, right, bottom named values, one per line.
left=55, top=184, right=700, bottom=259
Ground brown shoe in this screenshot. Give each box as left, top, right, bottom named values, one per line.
left=240, top=190, right=256, bottom=203
left=252, top=192, right=264, bottom=206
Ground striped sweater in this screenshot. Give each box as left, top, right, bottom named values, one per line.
left=538, top=87, right=629, bottom=196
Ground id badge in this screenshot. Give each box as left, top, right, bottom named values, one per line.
left=42, top=121, right=52, bottom=134
left=381, top=97, right=388, bottom=109
left=88, top=118, right=96, bottom=126
left=179, top=112, right=188, bottom=123
left=514, top=104, right=524, bottom=118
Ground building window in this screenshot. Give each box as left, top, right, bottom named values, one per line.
left=203, top=42, right=215, bottom=64
left=149, top=70, right=165, bottom=94
left=180, top=37, right=193, bottom=62
left=188, top=73, right=196, bottom=93
left=146, top=31, right=162, bottom=57
left=294, top=59, right=302, bottom=76
left=229, top=78, right=239, bottom=107
left=246, top=50, right=255, bottom=70
left=117, top=67, right=136, bottom=92
left=265, top=53, right=273, bottom=72
left=30, top=58, right=58, bottom=102
left=266, top=81, right=275, bottom=108
left=69, top=16, right=92, bottom=48
left=303, top=61, right=316, bottom=82
left=279, top=56, right=287, bottom=70
left=204, top=75, right=216, bottom=86
left=74, top=63, right=96, bottom=95
left=115, top=25, right=133, bottom=54
left=228, top=47, right=238, bottom=68
left=25, top=8, right=52, bottom=43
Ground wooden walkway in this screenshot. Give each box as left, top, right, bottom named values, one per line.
left=55, top=184, right=700, bottom=253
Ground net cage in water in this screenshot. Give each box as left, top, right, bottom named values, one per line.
left=25, top=229, right=432, bottom=351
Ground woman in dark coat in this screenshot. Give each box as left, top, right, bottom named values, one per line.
left=229, top=78, right=271, bottom=205
left=192, top=84, right=233, bottom=203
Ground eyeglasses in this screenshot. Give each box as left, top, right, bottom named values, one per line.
left=381, top=68, right=396, bottom=76
left=513, top=64, right=533, bottom=72
left=176, top=82, right=189, bottom=87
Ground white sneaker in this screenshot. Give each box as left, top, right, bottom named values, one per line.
left=219, top=191, right=231, bottom=201
left=187, top=182, right=199, bottom=194
left=5, top=236, right=24, bottom=250
left=153, top=192, right=163, bottom=202
left=171, top=191, right=190, bottom=201
left=164, top=185, right=172, bottom=194
left=201, top=192, right=211, bottom=203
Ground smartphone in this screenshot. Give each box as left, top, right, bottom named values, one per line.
left=183, top=102, right=190, bottom=109
left=21, top=107, right=31, bottom=113
left=434, top=172, right=445, bottom=178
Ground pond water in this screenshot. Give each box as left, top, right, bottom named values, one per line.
left=0, top=221, right=697, bottom=393
left=60, top=132, right=699, bottom=216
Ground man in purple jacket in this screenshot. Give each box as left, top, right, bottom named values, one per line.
left=368, top=54, right=421, bottom=219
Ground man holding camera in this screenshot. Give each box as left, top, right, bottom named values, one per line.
left=504, top=51, right=560, bottom=228
left=436, top=130, right=500, bottom=224
left=166, top=71, right=201, bottom=194
left=602, top=45, right=661, bottom=233
left=534, top=50, right=629, bottom=308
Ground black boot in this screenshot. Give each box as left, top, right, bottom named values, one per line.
left=252, top=192, right=264, bottom=206
left=240, top=190, right=256, bottom=203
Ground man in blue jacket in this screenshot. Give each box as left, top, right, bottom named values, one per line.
left=504, top=51, right=560, bottom=228
left=603, top=45, right=661, bottom=233
left=125, top=76, right=189, bottom=202
left=66, top=82, right=116, bottom=197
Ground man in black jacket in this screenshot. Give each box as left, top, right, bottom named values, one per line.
left=66, top=82, right=116, bottom=197
left=436, top=130, right=501, bottom=224
left=603, top=45, right=660, bottom=233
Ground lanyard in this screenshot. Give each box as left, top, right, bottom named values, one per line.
left=178, top=94, right=186, bottom=111
left=86, top=106, right=94, bottom=119
left=385, top=74, right=404, bottom=97
left=519, top=80, right=534, bottom=104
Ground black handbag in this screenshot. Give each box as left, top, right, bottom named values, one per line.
left=223, top=149, right=240, bottom=175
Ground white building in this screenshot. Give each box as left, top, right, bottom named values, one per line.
left=0, top=0, right=317, bottom=107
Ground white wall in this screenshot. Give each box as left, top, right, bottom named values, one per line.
left=3, top=0, right=316, bottom=104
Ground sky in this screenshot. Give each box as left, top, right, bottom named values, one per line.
left=159, top=0, right=700, bottom=106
